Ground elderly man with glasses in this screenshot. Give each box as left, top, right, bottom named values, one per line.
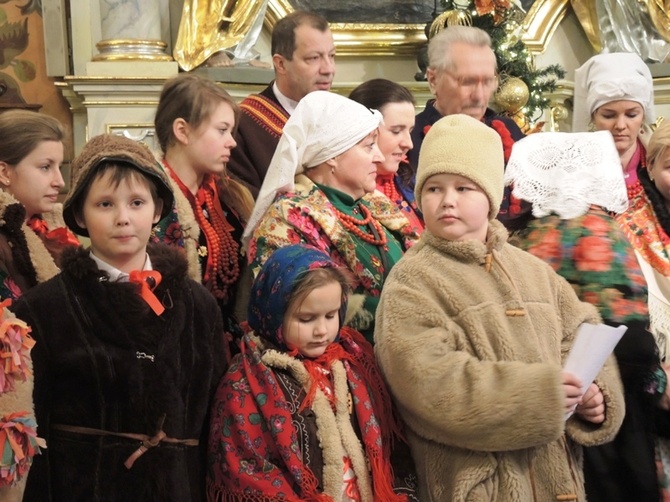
left=408, top=25, right=531, bottom=230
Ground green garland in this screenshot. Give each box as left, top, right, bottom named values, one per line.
left=437, top=1, right=566, bottom=121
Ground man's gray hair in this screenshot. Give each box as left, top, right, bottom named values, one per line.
left=428, top=26, right=493, bottom=72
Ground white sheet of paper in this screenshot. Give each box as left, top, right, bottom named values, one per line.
left=563, top=323, right=627, bottom=420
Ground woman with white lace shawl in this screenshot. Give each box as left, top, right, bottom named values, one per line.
left=505, top=131, right=666, bottom=502
left=243, top=91, right=419, bottom=343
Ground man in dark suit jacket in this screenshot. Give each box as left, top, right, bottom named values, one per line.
left=228, top=10, right=336, bottom=198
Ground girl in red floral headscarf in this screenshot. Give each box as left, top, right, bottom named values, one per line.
left=207, top=244, right=418, bottom=502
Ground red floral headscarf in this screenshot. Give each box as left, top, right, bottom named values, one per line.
left=207, top=245, right=406, bottom=502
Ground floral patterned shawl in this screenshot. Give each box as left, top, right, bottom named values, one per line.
left=617, top=181, right=670, bottom=278
left=207, top=245, right=407, bottom=502
left=247, top=175, right=419, bottom=338
left=513, top=206, right=648, bottom=325
left=616, top=162, right=670, bottom=362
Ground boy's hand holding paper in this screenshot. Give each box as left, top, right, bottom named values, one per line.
left=575, top=383, right=606, bottom=423
left=563, top=323, right=627, bottom=420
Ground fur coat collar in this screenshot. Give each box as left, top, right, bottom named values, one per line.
left=417, top=218, right=508, bottom=264
left=0, top=190, right=59, bottom=286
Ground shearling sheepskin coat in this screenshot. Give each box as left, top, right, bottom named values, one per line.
left=12, top=244, right=227, bottom=501
left=0, top=190, right=62, bottom=299
left=0, top=192, right=71, bottom=501
left=374, top=220, right=625, bottom=502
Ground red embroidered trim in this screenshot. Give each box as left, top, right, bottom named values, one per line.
left=240, top=94, right=289, bottom=137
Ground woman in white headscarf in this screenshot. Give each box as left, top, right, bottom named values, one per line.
left=575, top=53, right=670, bottom=500
left=573, top=52, right=655, bottom=201
left=244, top=91, right=419, bottom=342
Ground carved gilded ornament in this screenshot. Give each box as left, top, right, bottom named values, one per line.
left=571, top=0, right=670, bottom=61
left=174, top=0, right=269, bottom=71
left=265, top=0, right=567, bottom=56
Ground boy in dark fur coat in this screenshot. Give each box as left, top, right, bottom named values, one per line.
left=12, top=134, right=228, bottom=501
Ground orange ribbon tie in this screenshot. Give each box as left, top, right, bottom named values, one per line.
left=128, top=270, right=165, bottom=316
left=45, top=227, right=81, bottom=247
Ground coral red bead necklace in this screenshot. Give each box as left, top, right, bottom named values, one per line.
left=625, top=152, right=645, bottom=200
left=163, top=161, right=240, bottom=302
left=334, top=203, right=388, bottom=247
left=193, top=186, right=240, bottom=302
left=377, top=174, right=400, bottom=203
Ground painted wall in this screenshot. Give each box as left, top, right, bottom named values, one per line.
left=0, top=0, right=72, bottom=156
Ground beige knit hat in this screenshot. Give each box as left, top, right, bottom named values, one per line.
left=63, top=134, right=174, bottom=236
left=415, top=114, right=504, bottom=219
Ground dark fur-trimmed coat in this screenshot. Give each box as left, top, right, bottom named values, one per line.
left=12, top=244, right=227, bottom=501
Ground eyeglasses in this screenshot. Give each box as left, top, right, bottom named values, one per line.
left=443, top=71, right=498, bottom=91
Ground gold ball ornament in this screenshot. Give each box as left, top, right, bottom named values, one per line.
left=494, top=77, right=530, bottom=114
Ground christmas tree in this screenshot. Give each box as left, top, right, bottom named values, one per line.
left=419, top=0, right=565, bottom=130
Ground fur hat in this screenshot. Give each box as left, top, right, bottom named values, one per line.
left=63, top=134, right=174, bottom=236
left=414, top=114, right=504, bottom=219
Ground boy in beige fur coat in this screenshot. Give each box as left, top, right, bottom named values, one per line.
left=374, top=114, right=625, bottom=502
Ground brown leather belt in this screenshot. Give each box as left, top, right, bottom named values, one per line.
left=51, top=423, right=199, bottom=469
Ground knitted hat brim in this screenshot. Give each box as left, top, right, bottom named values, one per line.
left=63, top=155, right=174, bottom=237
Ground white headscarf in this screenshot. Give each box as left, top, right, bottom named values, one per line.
left=243, top=91, right=382, bottom=242
left=573, top=52, right=654, bottom=132
left=504, top=130, right=628, bottom=219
